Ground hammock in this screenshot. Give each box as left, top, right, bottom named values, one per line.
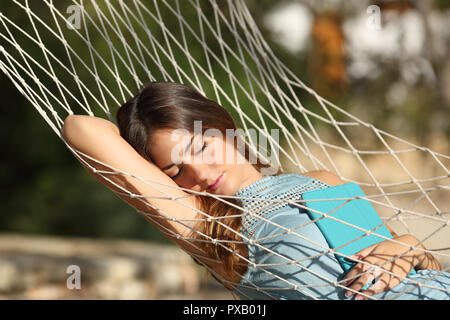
left=1, top=0, right=449, bottom=300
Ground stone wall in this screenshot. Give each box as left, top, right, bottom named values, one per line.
left=0, top=233, right=232, bottom=300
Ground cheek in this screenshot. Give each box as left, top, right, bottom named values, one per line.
left=222, top=166, right=244, bottom=195
left=207, top=138, right=235, bottom=165
left=174, top=174, right=201, bottom=192
left=174, top=176, right=189, bottom=188
left=203, top=140, right=221, bottom=163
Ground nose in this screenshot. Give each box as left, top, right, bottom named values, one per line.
left=188, top=164, right=212, bottom=188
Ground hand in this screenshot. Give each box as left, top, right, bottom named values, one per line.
left=342, top=234, right=421, bottom=300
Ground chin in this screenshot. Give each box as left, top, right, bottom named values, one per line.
left=224, top=182, right=239, bottom=196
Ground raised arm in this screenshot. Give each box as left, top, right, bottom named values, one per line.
left=61, top=114, right=202, bottom=252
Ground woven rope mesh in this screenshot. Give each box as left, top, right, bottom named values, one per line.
left=1, top=0, right=449, bottom=299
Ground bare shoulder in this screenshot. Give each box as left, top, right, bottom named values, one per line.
left=302, top=170, right=345, bottom=186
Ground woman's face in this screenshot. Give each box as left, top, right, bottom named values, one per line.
left=148, top=128, right=260, bottom=196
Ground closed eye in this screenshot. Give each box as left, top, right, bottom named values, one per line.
left=170, top=142, right=207, bottom=180
left=196, top=142, right=207, bottom=154
left=170, top=166, right=183, bottom=180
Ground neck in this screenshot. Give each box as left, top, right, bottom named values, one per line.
left=238, top=163, right=266, bottom=191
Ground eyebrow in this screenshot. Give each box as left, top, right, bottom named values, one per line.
left=161, top=135, right=195, bottom=171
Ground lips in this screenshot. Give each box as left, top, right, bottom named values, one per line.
left=208, top=173, right=224, bottom=191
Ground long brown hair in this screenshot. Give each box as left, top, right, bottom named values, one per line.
left=116, top=81, right=279, bottom=283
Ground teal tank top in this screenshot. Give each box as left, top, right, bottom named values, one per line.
left=231, top=173, right=450, bottom=300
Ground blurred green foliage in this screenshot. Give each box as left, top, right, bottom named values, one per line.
left=434, top=0, right=450, bottom=9
left=0, top=83, right=171, bottom=243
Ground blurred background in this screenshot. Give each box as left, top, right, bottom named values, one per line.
left=0, top=0, right=449, bottom=299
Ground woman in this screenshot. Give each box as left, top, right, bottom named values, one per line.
left=62, top=81, right=449, bottom=300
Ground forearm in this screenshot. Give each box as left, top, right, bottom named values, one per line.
left=385, top=224, right=398, bottom=237
left=416, top=251, right=442, bottom=270
left=62, top=115, right=120, bottom=148
left=402, top=234, right=442, bottom=271
left=61, top=115, right=201, bottom=241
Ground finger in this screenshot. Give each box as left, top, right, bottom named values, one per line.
left=342, top=265, right=362, bottom=285
left=355, top=244, right=377, bottom=259
left=345, top=254, right=362, bottom=263
left=342, top=259, right=371, bottom=284
left=347, top=262, right=384, bottom=298
left=345, top=272, right=376, bottom=298
left=354, top=277, right=385, bottom=300
left=355, top=272, right=403, bottom=300
left=382, top=273, right=402, bottom=291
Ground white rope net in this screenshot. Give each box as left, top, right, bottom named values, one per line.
left=1, top=0, right=449, bottom=300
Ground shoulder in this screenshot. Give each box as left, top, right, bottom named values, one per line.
left=302, top=170, right=344, bottom=186
left=256, top=210, right=319, bottom=242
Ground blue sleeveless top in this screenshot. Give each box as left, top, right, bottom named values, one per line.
left=231, top=173, right=450, bottom=300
